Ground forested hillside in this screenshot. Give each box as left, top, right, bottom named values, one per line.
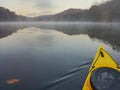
left=0, top=0, right=120, bottom=22
left=0, top=6, right=28, bottom=21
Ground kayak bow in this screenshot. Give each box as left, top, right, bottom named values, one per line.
left=82, top=46, right=120, bottom=90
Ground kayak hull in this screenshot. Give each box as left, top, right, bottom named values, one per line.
left=82, top=46, right=120, bottom=90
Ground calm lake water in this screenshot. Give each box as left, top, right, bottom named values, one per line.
left=0, top=22, right=120, bottom=90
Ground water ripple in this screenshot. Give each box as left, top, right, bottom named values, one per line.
left=42, top=61, right=91, bottom=90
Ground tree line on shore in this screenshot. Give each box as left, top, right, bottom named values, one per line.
left=0, top=0, right=120, bottom=22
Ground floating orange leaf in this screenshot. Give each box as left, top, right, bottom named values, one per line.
left=6, top=78, right=20, bottom=85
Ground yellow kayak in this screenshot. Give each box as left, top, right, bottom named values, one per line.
left=82, top=46, right=120, bottom=90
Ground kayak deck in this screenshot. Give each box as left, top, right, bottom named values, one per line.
left=82, top=46, right=120, bottom=90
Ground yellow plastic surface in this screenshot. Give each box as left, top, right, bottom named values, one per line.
left=82, top=46, right=120, bottom=90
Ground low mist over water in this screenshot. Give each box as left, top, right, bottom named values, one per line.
left=0, top=22, right=120, bottom=90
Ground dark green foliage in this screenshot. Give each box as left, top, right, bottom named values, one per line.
left=84, top=0, right=120, bottom=21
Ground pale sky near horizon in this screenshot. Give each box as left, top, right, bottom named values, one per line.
left=0, top=0, right=108, bottom=17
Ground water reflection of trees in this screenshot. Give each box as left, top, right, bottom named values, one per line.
left=86, top=25, right=120, bottom=51
left=37, top=23, right=120, bottom=51
left=0, top=25, right=25, bottom=38
left=0, top=23, right=120, bottom=51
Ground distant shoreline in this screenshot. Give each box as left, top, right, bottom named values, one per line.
left=0, top=21, right=120, bottom=25
left=1, top=0, right=120, bottom=22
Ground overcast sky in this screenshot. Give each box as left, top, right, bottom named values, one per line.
left=0, top=0, right=108, bottom=17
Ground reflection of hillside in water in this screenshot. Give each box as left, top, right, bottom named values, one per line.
left=0, top=23, right=120, bottom=50
left=86, top=25, right=120, bottom=51
left=0, top=24, right=25, bottom=38
left=0, top=25, right=17, bottom=38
